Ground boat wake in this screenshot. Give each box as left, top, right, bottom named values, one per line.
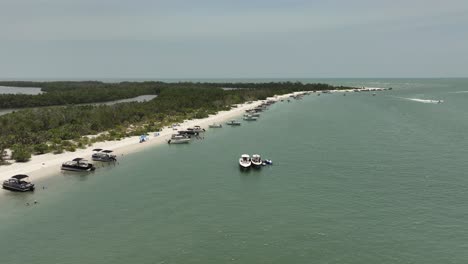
left=407, top=98, right=443, bottom=104
left=393, top=96, right=443, bottom=104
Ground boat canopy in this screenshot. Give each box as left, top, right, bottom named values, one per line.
left=241, top=154, right=250, bottom=158
left=102, top=150, right=113, bottom=153
left=72, top=158, right=85, bottom=162
left=92, top=148, right=103, bottom=152
left=12, top=174, right=29, bottom=180
left=252, top=154, right=260, bottom=158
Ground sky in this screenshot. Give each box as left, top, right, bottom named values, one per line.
left=0, top=0, right=467, bottom=79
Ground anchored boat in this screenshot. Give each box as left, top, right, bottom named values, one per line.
left=209, top=123, right=222, bottom=128
left=168, top=135, right=191, bottom=144
left=239, top=154, right=251, bottom=169
left=2, top=174, right=35, bottom=192
left=187, top=125, right=205, bottom=133
left=226, top=120, right=241, bottom=126
left=92, top=149, right=117, bottom=162
left=251, top=154, right=262, bottom=167
left=61, top=158, right=96, bottom=172
left=243, top=115, right=257, bottom=121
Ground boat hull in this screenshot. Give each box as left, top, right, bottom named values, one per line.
left=239, top=160, right=252, bottom=169
left=61, top=165, right=96, bottom=172
left=168, top=139, right=190, bottom=144
left=251, top=161, right=262, bottom=168
left=2, top=184, right=35, bottom=192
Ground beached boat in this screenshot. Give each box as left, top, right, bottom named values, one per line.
left=61, top=158, right=96, bottom=172
left=2, top=174, right=35, bottom=192
left=243, top=115, right=257, bottom=121
left=178, top=130, right=199, bottom=136
left=239, top=154, right=251, bottom=169
left=187, top=125, right=205, bottom=133
left=226, top=120, right=241, bottom=126
left=209, top=123, right=222, bottom=128
left=251, top=154, right=262, bottom=167
left=168, top=135, right=190, bottom=144
left=92, top=149, right=117, bottom=162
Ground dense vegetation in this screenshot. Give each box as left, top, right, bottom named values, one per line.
left=0, top=81, right=350, bottom=164
left=0, top=81, right=161, bottom=108
left=0, top=81, right=345, bottom=109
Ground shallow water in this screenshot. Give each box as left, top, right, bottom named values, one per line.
left=1, top=79, right=468, bottom=264
left=0, top=86, right=42, bottom=95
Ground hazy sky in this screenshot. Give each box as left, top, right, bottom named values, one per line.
left=0, top=0, right=467, bottom=79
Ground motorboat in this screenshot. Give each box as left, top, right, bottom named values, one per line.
left=251, top=154, right=262, bottom=167
left=226, top=120, right=241, bottom=126
left=61, top=158, right=96, bottom=172
left=187, top=126, right=205, bottom=133
left=92, top=149, right=117, bottom=162
left=239, top=154, right=251, bottom=169
left=245, top=113, right=260, bottom=117
left=209, top=123, right=222, bottom=128
left=178, top=130, right=199, bottom=136
left=243, top=115, right=257, bottom=121
left=2, top=174, right=35, bottom=192
left=168, top=135, right=190, bottom=144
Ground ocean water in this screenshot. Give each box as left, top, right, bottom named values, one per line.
left=1, top=78, right=468, bottom=264
left=0, top=86, right=42, bottom=95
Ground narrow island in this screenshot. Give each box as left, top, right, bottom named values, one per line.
left=0, top=81, right=384, bottom=181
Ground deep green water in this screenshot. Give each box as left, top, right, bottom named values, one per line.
left=1, top=79, right=468, bottom=264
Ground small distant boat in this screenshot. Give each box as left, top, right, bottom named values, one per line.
left=168, top=135, right=190, bottom=144
left=243, top=115, right=257, bottom=121
left=239, top=154, right=251, bottom=169
left=372, top=93, right=376, bottom=96
left=61, top=158, right=96, bottom=172
left=249, top=113, right=260, bottom=117
left=2, top=174, right=35, bottom=192
left=92, top=149, right=117, bottom=162
left=251, top=154, right=262, bottom=167
left=209, top=123, right=222, bottom=128
left=187, top=125, right=205, bottom=133
left=226, top=120, right=241, bottom=126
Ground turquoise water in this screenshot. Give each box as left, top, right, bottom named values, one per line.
left=1, top=79, right=468, bottom=263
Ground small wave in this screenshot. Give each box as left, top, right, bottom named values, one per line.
left=449, top=91, right=468, bottom=94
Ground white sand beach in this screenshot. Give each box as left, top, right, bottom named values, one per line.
left=0, top=92, right=301, bottom=183
left=0, top=87, right=387, bottom=185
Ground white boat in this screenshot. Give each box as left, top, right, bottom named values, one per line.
left=239, top=154, right=251, bottom=169
left=226, top=120, right=241, bottom=126
left=243, top=115, right=257, bottom=121
left=251, top=154, right=262, bottom=167
left=209, top=123, right=222, bottom=128
left=168, top=135, right=190, bottom=144
left=187, top=125, right=205, bottom=133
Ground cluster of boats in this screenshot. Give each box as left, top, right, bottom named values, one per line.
left=168, top=125, right=205, bottom=144
left=239, top=154, right=273, bottom=169
left=2, top=149, right=118, bottom=192
left=61, top=149, right=118, bottom=172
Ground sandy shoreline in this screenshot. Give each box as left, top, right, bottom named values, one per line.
left=0, top=92, right=302, bottom=183
left=0, top=87, right=387, bottom=186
